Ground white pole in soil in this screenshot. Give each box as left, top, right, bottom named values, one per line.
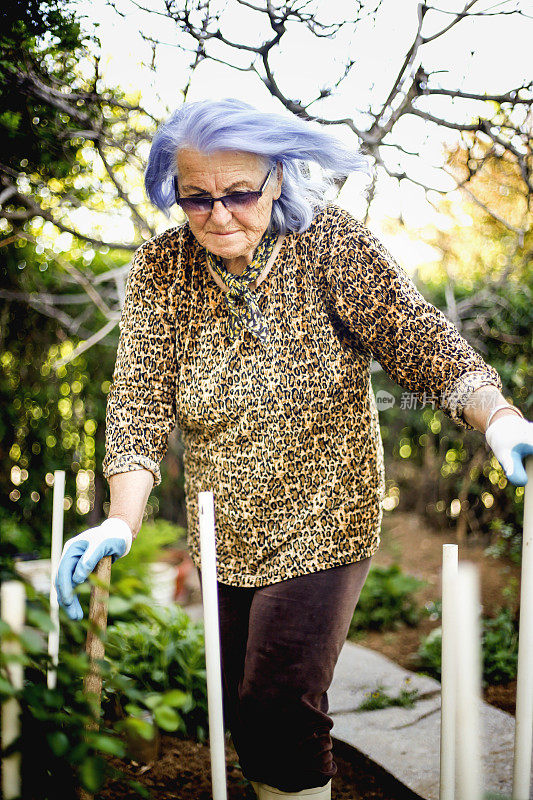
left=198, top=491, right=228, bottom=800
left=48, top=469, right=65, bottom=690
left=1, top=580, right=26, bottom=800
left=512, top=454, right=533, bottom=800
left=439, top=543, right=458, bottom=800
left=455, top=562, right=483, bottom=800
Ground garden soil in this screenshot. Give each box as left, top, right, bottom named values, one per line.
left=100, top=728, right=421, bottom=800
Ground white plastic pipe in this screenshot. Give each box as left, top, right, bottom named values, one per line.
left=198, top=491, right=228, bottom=800
left=512, top=455, right=533, bottom=800
left=440, top=543, right=458, bottom=800
left=1, top=580, right=26, bottom=800
left=455, top=562, right=483, bottom=800
left=48, top=469, right=65, bottom=690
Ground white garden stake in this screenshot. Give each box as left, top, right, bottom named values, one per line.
left=48, top=469, right=65, bottom=689
left=198, top=491, right=228, bottom=800
left=439, top=543, right=458, bottom=800
left=512, top=454, right=533, bottom=800
left=455, top=562, right=483, bottom=800
left=1, top=580, right=26, bottom=800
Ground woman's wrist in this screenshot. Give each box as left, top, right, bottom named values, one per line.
left=108, top=469, right=154, bottom=540
left=106, top=514, right=135, bottom=537
left=485, top=406, right=524, bottom=432
left=462, top=386, right=521, bottom=434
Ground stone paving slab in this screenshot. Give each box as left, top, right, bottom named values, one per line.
left=329, top=641, right=527, bottom=800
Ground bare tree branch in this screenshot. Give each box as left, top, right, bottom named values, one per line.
left=95, top=141, right=156, bottom=238
left=427, top=84, right=532, bottom=104
left=1, top=182, right=139, bottom=250
left=16, top=232, right=119, bottom=318
left=53, top=319, right=119, bottom=368
left=420, top=0, right=479, bottom=45
left=0, top=289, right=93, bottom=338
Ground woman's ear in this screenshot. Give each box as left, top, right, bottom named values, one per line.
left=273, top=162, right=283, bottom=200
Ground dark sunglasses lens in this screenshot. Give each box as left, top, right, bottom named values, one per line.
left=223, top=192, right=259, bottom=211
left=180, top=197, right=213, bottom=213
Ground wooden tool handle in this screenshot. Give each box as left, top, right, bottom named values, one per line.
left=79, top=555, right=113, bottom=800
left=83, top=555, right=112, bottom=730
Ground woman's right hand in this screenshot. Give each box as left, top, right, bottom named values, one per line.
left=54, top=518, right=133, bottom=620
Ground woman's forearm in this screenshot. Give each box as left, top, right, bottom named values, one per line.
left=462, top=385, right=522, bottom=434
left=107, top=469, right=154, bottom=541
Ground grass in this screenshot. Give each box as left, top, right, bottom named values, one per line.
left=356, top=681, right=420, bottom=711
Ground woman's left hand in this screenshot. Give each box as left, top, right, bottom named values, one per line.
left=485, top=415, right=533, bottom=486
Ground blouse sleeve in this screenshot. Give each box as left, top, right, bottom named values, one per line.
left=102, top=242, right=178, bottom=486
left=323, top=209, right=503, bottom=431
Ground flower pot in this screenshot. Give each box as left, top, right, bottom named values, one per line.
left=124, top=710, right=161, bottom=764
left=156, top=548, right=195, bottom=602
left=147, top=562, right=179, bottom=606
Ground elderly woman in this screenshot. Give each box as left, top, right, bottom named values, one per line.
left=56, top=98, right=533, bottom=800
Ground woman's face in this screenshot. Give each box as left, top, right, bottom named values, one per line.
left=175, top=148, right=282, bottom=263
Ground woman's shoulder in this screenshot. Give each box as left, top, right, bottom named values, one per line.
left=308, top=204, right=369, bottom=238
left=129, top=222, right=198, bottom=290
left=293, top=204, right=370, bottom=255
left=133, top=221, right=196, bottom=263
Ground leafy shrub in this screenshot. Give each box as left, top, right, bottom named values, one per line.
left=482, top=606, right=519, bottom=685
left=0, top=582, right=146, bottom=799
left=348, top=563, right=426, bottom=634
left=103, top=602, right=209, bottom=743
left=484, top=518, right=522, bottom=564
left=414, top=606, right=519, bottom=686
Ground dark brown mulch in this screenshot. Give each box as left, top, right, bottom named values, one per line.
left=99, top=730, right=422, bottom=800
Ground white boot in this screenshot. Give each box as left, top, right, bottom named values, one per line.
left=250, top=778, right=331, bottom=799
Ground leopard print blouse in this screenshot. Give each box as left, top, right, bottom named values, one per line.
left=102, top=204, right=503, bottom=587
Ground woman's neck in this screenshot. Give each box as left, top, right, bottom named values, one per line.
left=223, top=255, right=249, bottom=276
left=206, top=234, right=285, bottom=292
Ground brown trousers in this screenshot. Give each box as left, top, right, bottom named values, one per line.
left=197, top=557, right=372, bottom=792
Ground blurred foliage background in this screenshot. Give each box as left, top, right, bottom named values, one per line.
left=1, top=0, right=531, bottom=566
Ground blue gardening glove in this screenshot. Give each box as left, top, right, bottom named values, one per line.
left=485, top=415, right=533, bottom=486
left=54, top=518, right=132, bottom=620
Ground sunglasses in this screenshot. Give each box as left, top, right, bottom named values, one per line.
left=173, top=166, right=275, bottom=215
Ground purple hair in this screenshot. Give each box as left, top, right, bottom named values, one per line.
left=144, top=98, right=372, bottom=234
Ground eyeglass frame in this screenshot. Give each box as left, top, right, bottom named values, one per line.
left=172, top=165, right=276, bottom=214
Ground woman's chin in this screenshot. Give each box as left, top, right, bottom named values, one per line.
left=205, top=234, right=247, bottom=259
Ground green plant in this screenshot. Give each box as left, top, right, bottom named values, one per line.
left=413, top=626, right=443, bottom=679
left=423, top=599, right=442, bottom=621
left=414, top=606, right=519, bottom=686
left=110, top=518, right=185, bottom=587
left=484, top=519, right=522, bottom=564
left=484, top=794, right=514, bottom=800
left=482, top=606, right=519, bottom=685
left=356, top=682, right=420, bottom=711
left=0, top=582, right=147, bottom=798
left=119, top=688, right=193, bottom=742
left=103, top=602, right=209, bottom=743
left=348, top=563, right=426, bottom=634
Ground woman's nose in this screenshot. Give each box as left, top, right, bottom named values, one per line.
left=210, top=199, right=233, bottom=224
